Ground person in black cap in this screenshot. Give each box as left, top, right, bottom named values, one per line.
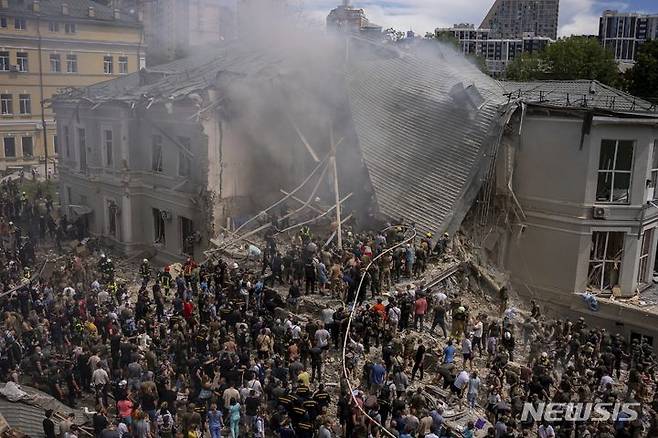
left=43, top=409, right=56, bottom=438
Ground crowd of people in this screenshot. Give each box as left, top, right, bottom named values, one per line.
left=0, top=186, right=657, bottom=438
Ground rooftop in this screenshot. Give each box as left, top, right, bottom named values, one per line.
left=501, top=80, right=657, bottom=114
left=4, top=0, right=141, bottom=25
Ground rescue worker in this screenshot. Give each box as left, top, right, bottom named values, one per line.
left=139, top=259, right=151, bottom=286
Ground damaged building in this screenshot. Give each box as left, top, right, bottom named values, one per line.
left=52, top=35, right=658, bottom=342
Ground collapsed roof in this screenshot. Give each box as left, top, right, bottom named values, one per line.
left=52, top=36, right=655, bottom=237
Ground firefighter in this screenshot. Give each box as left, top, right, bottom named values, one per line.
left=183, top=256, right=198, bottom=287
left=139, top=259, right=151, bottom=286
left=159, top=265, right=173, bottom=296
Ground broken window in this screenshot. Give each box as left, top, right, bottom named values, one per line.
left=638, top=228, right=653, bottom=285
left=596, top=139, right=634, bottom=204
left=78, top=128, right=87, bottom=172
left=181, top=216, right=194, bottom=255
left=651, top=140, right=658, bottom=201
left=177, top=136, right=191, bottom=177
left=107, top=200, right=118, bottom=237
left=153, top=208, right=166, bottom=244
left=103, top=129, right=113, bottom=167
left=588, top=231, right=624, bottom=291
left=151, top=135, right=163, bottom=172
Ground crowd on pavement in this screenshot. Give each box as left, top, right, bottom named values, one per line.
left=0, top=184, right=657, bottom=438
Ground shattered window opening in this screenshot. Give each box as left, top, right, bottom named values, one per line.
left=638, top=228, right=653, bottom=285
left=153, top=208, right=166, bottom=244
left=596, top=139, right=634, bottom=204
left=177, top=136, right=191, bottom=177
left=151, top=135, right=163, bottom=172
left=651, top=140, right=658, bottom=201
left=3, top=137, right=15, bottom=157
left=588, top=231, right=624, bottom=291
left=103, top=129, right=113, bottom=167
left=21, top=136, right=33, bottom=157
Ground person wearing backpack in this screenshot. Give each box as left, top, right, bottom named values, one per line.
left=156, top=402, right=174, bottom=438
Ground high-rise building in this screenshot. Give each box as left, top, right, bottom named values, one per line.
left=480, top=0, right=559, bottom=40
left=436, top=24, right=552, bottom=76
left=0, top=0, right=143, bottom=172
left=145, top=0, right=236, bottom=65
left=327, top=1, right=381, bottom=35
left=599, top=10, right=658, bottom=64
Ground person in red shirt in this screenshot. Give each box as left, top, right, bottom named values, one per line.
left=414, top=295, right=428, bottom=331
left=372, top=298, right=386, bottom=320
left=183, top=298, right=194, bottom=323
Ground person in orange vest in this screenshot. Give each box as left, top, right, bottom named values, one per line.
left=183, top=256, right=198, bottom=288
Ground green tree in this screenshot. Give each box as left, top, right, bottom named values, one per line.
left=627, top=40, right=658, bottom=103
left=505, top=36, right=619, bottom=85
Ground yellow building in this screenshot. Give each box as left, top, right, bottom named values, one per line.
left=0, top=0, right=143, bottom=173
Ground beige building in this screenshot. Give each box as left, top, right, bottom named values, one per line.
left=0, top=0, right=143, bottom=173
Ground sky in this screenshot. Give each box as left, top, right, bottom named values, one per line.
left=301, top=0, right=658, bottom=37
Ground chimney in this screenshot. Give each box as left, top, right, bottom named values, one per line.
left=113, top=8, right=120, bottom=20
left=61, top=3, right=69, bottom=15
left=88, top=6, right=95, bottom=17
left=32, top=1, right=40, bottom=12
left=1, top=0, right=9, bottom=9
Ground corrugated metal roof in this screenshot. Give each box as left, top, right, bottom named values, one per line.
left=346, top=42, right=509, bottom=234
left=502, top=80, right=657, bottom=113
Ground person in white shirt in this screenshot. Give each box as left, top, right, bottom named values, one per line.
left=472, top=319, right=484, bottom=353
left=315, top=326, right=330, bottom=350
left=452, top=370, right=470, bottom=408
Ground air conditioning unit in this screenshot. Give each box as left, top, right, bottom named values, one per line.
left=593, top=206, right=607, bottom=220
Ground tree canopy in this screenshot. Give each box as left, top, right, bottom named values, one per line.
left=505, top=36, right=619, bottom=86
left=626, top=40, right=658, bottom=103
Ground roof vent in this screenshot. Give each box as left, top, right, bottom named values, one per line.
left=61, top=3, right=69, bottom=15
left=88, top=6, right=95, bottom=17
left=32, top=1, right=40, bottom=12
left=113, top=8, right=121, bottom=20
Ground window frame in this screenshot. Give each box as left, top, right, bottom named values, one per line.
left=48, top=21, right=59, bottom=32
left=64, top=22, right=76, bottom=34
left=588, top=231, right=625, bottom=291
left=16, top=52, right=28, bottom=72
left=3, top=136, right=16, bottom=157
left=1, top=94, right=13, bottom=115
left=596, top=139, right=635, bottom=205
left=103, top=55, right=114, bottom=75
left=637, top=228, right=653, bottom=285
left=651, top=140, right=658, bottom=201
left=50, top=53, right=61, bottom=72
left=14, top=17, right=26, bottom=30
left=118, top=56, right=128, bottom=74
left=21, top=136, right=33, bottom=158
left=151, top=134, right=163, bottom=172
left=18, top=94, right=30, bottom=115
left=64, top=125, right=70, bottom=158
left=177, top=136, right=191, bottom=177
left=66, top=54, right=78, bottom=73
left=103, top=128, right=113, bottom=167
left=0, top=51, right=9, bottom=71
left=0, top=16, right=7, bottom=28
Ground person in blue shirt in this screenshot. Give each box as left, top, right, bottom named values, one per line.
left=207, top=403, right=223, bottom=438
left=443, top=340, right=456, bottom=364
left=229, top=398, right=241, bottom=438
left=370, top=361, right=387, bottom=392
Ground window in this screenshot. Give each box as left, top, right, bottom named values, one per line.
left=18, top=94, right=30, bottom=114
left=78, top=128, right=87, bottom=171
left=14, top=52, right=30, bottom=73
left=153, top=208, right=166, bottom=244
left=651, top=140, right=658, bottom=201
left=3, top=137, right=15, bottom=157
left=103, top=56, right=113, bottom=74
left=0, top=51, right=8, bottom=71
left=16, top=52, right=27, bottom=72
left=64, top=125, right=70, bottom=157
left=177, top=136, right=191, bottom=177
left=103, top=129, right=113, bottom=166
left=21, top=136, right=33, bottom=157
left=107, top=200, right=118, bottom=237
left=596, top=139, right=634, bottom=204
left=1, top=94, right=12, bottom=115
left=638, top=229, right=653, bottom=285
left=14, top=17, right=26, bottom=30
left=118, top=56, right=128, bottom=74
left=50, top=54, right=61, bottom=72
left=181, top=216, right=195, bottom=255
left=48, top=21, right=59, bottom=32
left=151, top=135, right=163, bottom=171
left=588, top=231, right=624, bottom=291
left=53, top=135, right=58, bottom=154
left=64, top=23, right=76, bottom=34
left=66, top=54, right=77, bottom=73
left=0, top=16, right=7, bottom=28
